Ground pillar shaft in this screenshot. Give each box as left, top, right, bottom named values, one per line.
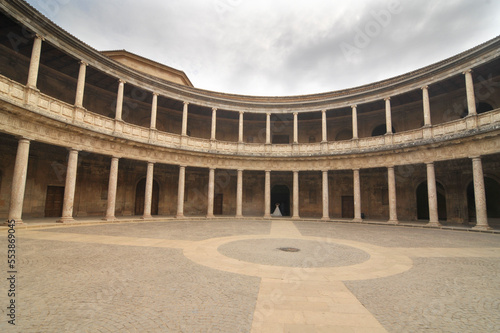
left=238, top=111, right=244, bottom=143
left=422, top=86, right=431, bottom=126
left=426, top=162, right=440, bottom=225
left=207, top=168, right=215, bottom=217
left=236, top=169, right=243, bottom=217
left=292, top=171, right=299, bottom=219
left=464, top=69, right=476, bottom=115
left=211, top=108, right=217, bottom=140
left=26, top=35, right=43, bottom=88
left=385, top=98, right=392, bottom=134
left=105, top=157, right=119, bottom=220
left=293, top=112, right=298, bottom=144
left=472, top=157, right=489, bottom=229
left=58, top=149, right=79, bottom=222
left=143, top=162, right=154, bottom=218
left=182, top=102, right=189, bottom=135
left=8, top=138, right=30, bottom=223
left=264, top=170, right=271, bottom=217
left=266, top=113, right=271, bottom=144
left=150, top=93, right=158, bottom=129
left=353, top=169, right=362, bottom=221
left=351, top=105, right=358, bottom=139
left=115, top=80, right=125, bottom=120
left=176, top=166, right=186, bottom=217
left=74, top=61, right=87, bottom=107
left=387, top=166, right=398, bottom=223
left=321, top=110, right=327, bottom=142
left=321, top=170, right=329, bottom=220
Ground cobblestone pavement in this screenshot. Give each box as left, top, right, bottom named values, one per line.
left=0, top=219, right=499, bottom=332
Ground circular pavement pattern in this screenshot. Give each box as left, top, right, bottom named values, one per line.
left=218, top=238, right=370, bottom=268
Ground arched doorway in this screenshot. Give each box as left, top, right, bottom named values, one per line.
left=135, top=178, right=159, bottom=215
left=271, top=185, right=290, bottom=216
left=416, top=181, right=447, bottom=220
left=466, top=177, right=500, bottom=221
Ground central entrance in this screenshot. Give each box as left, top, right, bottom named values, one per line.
left=271, top=185, right=290, bottom=216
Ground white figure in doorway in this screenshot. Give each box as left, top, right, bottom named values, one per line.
left=271, top=203, right=282, bottom=217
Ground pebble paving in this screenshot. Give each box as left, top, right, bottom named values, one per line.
left=0, top=219, right=499, bottom=332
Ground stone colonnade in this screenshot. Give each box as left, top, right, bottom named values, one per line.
left=4, top=34, right=491, bottom=229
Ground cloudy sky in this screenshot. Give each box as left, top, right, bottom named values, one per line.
left=25, top=0, right=500, bottom=96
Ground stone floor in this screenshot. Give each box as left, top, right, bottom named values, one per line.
left=0, top=219, right=499, bottom=332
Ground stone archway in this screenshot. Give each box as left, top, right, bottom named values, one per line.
left=416, top=181, right=447, bottom=220
left=134, top=178, right=159, bottom=215
left=466, top=177, right=500, bottom=222
left=271, top=185, right=290, bottom=216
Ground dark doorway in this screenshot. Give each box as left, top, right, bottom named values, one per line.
left=342, top=196, right=354, bottom=218
left=467, top=177, right=500, bottom=221
left=134, top=178, right=159, bottom=215
left=45, top=186, right=64, bottom=217
left=416, top=181, right=447, bottom=220
left=271, top=185, right=290, bottom=216
left=214, top=194, right=223, bottom=215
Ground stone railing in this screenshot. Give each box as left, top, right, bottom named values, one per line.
left=1, top=74, right=499, bottom=158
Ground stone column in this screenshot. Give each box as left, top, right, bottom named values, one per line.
left=104, top=157, right=119, bottom=221
left=7, top=138, right=30, bottom=224
left=321, top=170, right=329, bottom=220
left=143, top=162, right=154, bottom=219
left=115, top=79, right=125, bottom=121
left=26, top=35, right=43, bottom=89
left=471, top=157, right=490, bottom=230
left=181, top=102, right=189, bottom=136
left=176, top=165, right=186, bottom=218
left=150, top=93, right=158, bottom=129
left=353, top=169, right=362, bottom=221
left=351, top=105, right=358, bottom=139
left=426, top=162, right=440, bottom=226
left=385, top=97, right=392, bottom=134
left=321, top=110, right=327, bottom=142
left=74, top=61, right=87, bottom=108
left=422, top=86, right=432, bottom=126
left=238, top=111, right=244, bottom=143
left=293, top=112, right=298, bottom=144
left=387, top=166, right=398, bottom=223
left=264, top=170, right=271, bottom=218
left=292, top=170, right=299, bottom=219
left=266, top=113, right=271, bottom=144
left=58, top=149, right=79, bottom=223
left=211, top=107, right=217, bottom=140
left=236, top=169, right=243, bottom=217
left=207, top=168, right=215, bottom=218
left=464, top=69, right=477, bottom=116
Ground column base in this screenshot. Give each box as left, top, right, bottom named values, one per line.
left=141, top=215, right=152, bottom=220
left=472, top=224, right=492, bottom=231
left=292, top=216, right=300, bottom=220
left=235, top=214, right=243, bottom=218
left=352, top=218, right=362, bottom=222
left=176, top=214, right=185, bottom=219
left=206, top=214, right=214, bottom=218
left=426, top=221, right=441, bottom=227
left=264, top=214, right=271, bottom=219
left=387, top=219, right=399, bottom=225
left=321, top=216, right=330, bottom=221
left=2, top=219, right=23, bottom=226
left=102, top=216, right=116, bottom=221
left=57, top=217, right=74, bottom=223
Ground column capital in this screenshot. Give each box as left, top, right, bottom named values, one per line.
left=152, top=92, right=159, bottom=96
left=67, top=147, right=81, bottom=153
left=351, top=104, right=357, bottom=109
left=462, top=68, right=473, bottom=75
left=352, top=168, right=360, bottom=171
left=34, top=34, right=45, bottom=41
left=425, top=161, right=435, bottom=166
left=79, top=60, right=88, bottom=66
left=212, top=107, right=217, bottom=112
left=237, top=168, right=244, bottom=172
left=266, top=112, right=271, bottom=116
left=183, top=101, right=189, bottom=106
left=209, top=167, right=216, bottom=171
left=179, top=164, right=187, bottom=168
left=293, top=112, right=298, bottom=116
left=322, top=169, right=329, bottom=173
left=421, top=85, right=429, bottom=90
left=118, top=79, right=126, bottom=84
left=321, top=109, right=326, bottom=113
left=470, top=155, right=482, bottom=161
left=147, top=161, right=155, bottom=166
left=239, top=111, right=244, bottom=115
left=265, top=169, right=272, bottom=173
left=384, top=97, right=391, bottom=101
left=17, top=136, right=33, bottom=142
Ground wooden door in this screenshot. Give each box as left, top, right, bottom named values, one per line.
left=342, top=196, right=354, bottom=218
left=214, top=194, right=223, bottom=215
left=45, top=186, right=64, bottom=217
